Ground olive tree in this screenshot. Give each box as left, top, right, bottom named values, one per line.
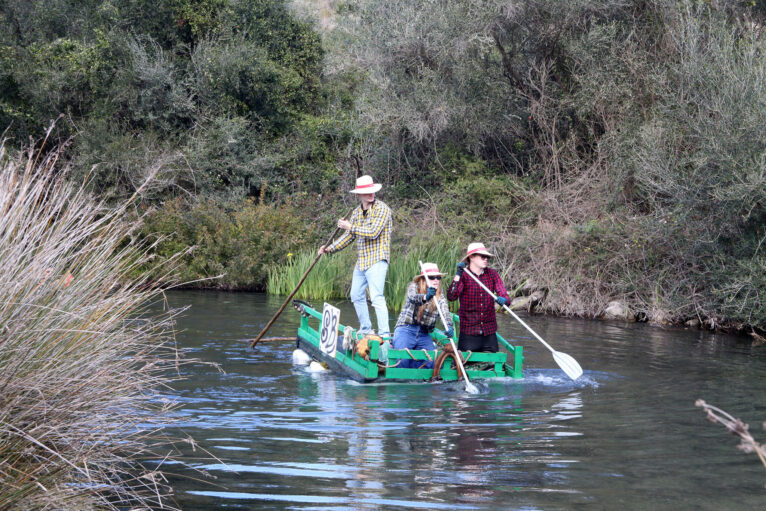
left=326, top=0, right=631, bottom=182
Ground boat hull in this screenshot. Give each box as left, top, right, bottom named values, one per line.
left=291, top=300, right=523, bottom=383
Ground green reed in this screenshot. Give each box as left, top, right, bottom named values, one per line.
left=267, top=239, right=463, bottom=312
left=383, top=241, right=463, bottom=311
left=267, top=249, right=355, bottom=300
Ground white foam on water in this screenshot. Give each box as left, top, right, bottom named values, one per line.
left=493, top=369, right=606, bottom=390
left=527, top=373, right=561, bottom=386
left=306, top=361, right=328, bottom=373
left=464, top=382, right=481, bottom=394
left=291, top=349, right=311, bottom=366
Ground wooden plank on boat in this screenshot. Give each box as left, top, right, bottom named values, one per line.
left=290, top=300, right=523, bottom=382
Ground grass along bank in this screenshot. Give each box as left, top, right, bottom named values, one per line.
left=268, top=240, right=463, bottom=312
left=0, top=141, right=190, bottom=509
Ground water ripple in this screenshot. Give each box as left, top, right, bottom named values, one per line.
left=156, top=291, right=766, bottom=511
left=188, top=491, right=480, bottom=509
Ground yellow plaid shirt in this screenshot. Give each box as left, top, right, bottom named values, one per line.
left=326, top=200, right=392, bottom=270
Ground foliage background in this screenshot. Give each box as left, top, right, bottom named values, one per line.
left=3, top=0, right=766, bottom=332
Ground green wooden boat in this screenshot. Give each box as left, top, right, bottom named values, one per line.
left=292, top=300, right=523, bottom=382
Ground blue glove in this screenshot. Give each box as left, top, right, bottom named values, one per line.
left=456, top=262, right=466, bottom=276
left=445, top=327, right=454, bottom=339
left=496, top=296, right=508, bottom=306
left=424, top=287, right=436, bottom=301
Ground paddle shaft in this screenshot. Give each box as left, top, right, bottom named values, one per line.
left=439, top=310, right=473, bottom=385
left=250, top=207, right=354, bottom=348
left=418, top=261, right=474, bottom=387
left=462, top=267, right=556, bottom=353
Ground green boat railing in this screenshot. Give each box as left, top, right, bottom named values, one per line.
left=295, top=303, right=523, bottom=380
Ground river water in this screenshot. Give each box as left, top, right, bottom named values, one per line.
left=157, top=291, right=766, bottom=510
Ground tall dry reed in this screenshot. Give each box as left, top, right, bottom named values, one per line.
left=0, top=137, right=187, bottom=509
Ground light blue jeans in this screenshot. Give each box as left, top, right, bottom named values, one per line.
left=350, top=260, right=390, bottom=338
left=392, top=324, right=435, bottom=369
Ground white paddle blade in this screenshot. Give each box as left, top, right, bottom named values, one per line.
left=553, top=351, right=583, bottom=380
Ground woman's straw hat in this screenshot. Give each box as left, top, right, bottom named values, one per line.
left=462, top=242, right=494, bottom=263
left=414, top=262, right=446, bottom=281
left=349, top=175, right=382, bottom=194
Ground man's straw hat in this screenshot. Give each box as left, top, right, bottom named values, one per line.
left=349, top=175, right=382, bottom=194
left=462, top=242, right=494, bottom=263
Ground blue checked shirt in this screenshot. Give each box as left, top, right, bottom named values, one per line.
left=394, top=282, right=453, bottom=332
left=325, top=200, right=392, bottom=271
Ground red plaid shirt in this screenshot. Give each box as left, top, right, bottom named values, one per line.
left=446, top=267, right=510, bottom=336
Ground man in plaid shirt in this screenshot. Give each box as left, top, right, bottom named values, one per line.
left=447, top=242, right=510, bottom=352
left=319, top=175, right=392, bottom=338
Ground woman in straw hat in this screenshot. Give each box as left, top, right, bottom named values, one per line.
left=318, top=175, right=392, bottom=338
left=447, top=242, right=510, bottom=353
left=391, top=262, right=454, bottom=368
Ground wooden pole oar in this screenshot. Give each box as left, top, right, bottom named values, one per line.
left=462, top=267, right=583, bottom=381
left=244, top=337, right=295, bottom=343
left=418, top=261, right=479, bottom=394
left=250, top=207, right=354, bottom=348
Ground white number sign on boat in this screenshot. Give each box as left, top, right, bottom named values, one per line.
left=319, top=303, right=340, bottom=356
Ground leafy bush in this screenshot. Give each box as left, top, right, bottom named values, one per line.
left=610, top=5, right=766, bottom=326
left=119, top=34, right=195, bottom=132
left=0, top=0, right=327, bottom=199
left=142, top=197, right=313, bottom=289
left=191, top=35, right=306, bottom=131
left=179, top=115, right=263, bottom=195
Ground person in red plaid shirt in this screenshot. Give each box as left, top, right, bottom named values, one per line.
left=446, top=242, right=510, bottom=352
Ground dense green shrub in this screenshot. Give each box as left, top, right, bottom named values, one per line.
left=326, top=0, right=629, bottom=181
left=141, top=197, right=313, bottom=289
left=191, top=35, right=307, bottom=130
left=68, top=120, right=181, bottom=202
left=118, top=35, right=195, bottom=132
left=178, top=115, right=262, bottom=195
left=620, top=6, right=766, bottom=325
left=0, top=0, right=327, bottom=199
left=5, top=0, right=766, bottom=331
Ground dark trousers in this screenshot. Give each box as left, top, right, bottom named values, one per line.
left=457, top=332, right=498, bottom=353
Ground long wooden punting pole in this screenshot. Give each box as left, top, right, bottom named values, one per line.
left=246, top=337, right=295, bottom=343
left=250, top=207, right=354, bottom=348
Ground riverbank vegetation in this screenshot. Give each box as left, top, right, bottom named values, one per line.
left=268, top=239, right=463, bottom=311
left=2, top=0, right=766, bottom=334
left=0, top=142, right=187, bottom=507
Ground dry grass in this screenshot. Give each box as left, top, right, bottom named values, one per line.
left=0, top=135, right=189, bottom=509
left=696, top=399, right=766, bottom=477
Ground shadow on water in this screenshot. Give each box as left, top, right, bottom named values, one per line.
left=156, top=291, right=766, bottom=511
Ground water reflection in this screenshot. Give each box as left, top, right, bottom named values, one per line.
left=159, top=291, right=766, bottom=510
left=176, top=364, right=591, bottom=508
